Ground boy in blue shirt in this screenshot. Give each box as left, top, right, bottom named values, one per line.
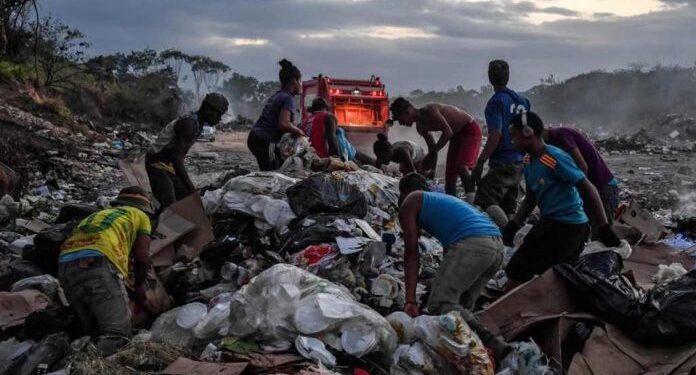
left=502, top=112, right=620, bottom=286
left=473, top=60, right=530, bottom=217
left=398, top=173, right=509, bottom=360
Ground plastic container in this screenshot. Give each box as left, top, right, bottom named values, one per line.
left=176, top=302, right=207, bottom=329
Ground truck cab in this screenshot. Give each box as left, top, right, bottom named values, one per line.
left=301, top=75, right=389, bottom=150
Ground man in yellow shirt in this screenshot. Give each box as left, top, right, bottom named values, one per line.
left=58, top=186, right=153, bottom=356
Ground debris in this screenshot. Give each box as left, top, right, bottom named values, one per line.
left=0, top=289, right=50, bottom=329
left=653, top=262, right=688, bottom=284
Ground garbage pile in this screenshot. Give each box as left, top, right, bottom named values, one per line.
left=2, top=105, right=696, bottom=373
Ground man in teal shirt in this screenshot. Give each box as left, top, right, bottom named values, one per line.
left=398, top=172, right=509, bottom=361
left=502, top=112, right=620, bottom=287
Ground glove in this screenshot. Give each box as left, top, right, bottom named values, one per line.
left=471, top=160, right=485, bottom=187
left=502, top=221, right=521, bottom=247
left=598, top=224, right=621, bottom=248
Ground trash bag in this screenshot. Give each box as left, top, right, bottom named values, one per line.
left=286, top=173, right=368, bottom=219
left=556, top=252, right=696, bottom=345
left=280, top=215, right=346, bottom=253
left=25, top=222, right=77, bottom=275
left=0, top=259, right=44, bottom=291
left=554, top=251, right=647, bottom=334
left=634, top=270, right=696, bottom=345
left=54, top=203, right=98, bottom=224
left=24, top=306, right=79, bottom=340
left=5, top=332, right=70, bottom=375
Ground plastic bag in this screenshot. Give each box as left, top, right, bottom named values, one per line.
left=556, top=253, right=696, bottom=345
left=193, top=301, right=231, bottom=339
left=412, top=312, right=494, bottom=375
left=286, top=173, right=368, bottom=218
left=497, top=340, right=553, bottom=375
left=635, top=269, right=696, bottom=345
left=11, top=275, right=63, bottom=304
left=228, top=264, right=397, bottom=360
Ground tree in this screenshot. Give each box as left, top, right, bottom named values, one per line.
left=34, top=17, right=89, bottom=88
left=124, top=48, right=159, bottom=77
left=0, top=0, right=34, bottom=57
left=190, top=55, right=229, bottom=102
left=159, top=48, right=191, bottom=84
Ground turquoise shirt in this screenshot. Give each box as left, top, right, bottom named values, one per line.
left=524, top=144, right=588, bottom=224
left=417, top=192, right=501, bottom=247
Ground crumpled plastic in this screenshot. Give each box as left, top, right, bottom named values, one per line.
left=228, top=264, right=397, bottom=360
left=202, top=172, right=299, bottom=231
left=652, top=262, right=688, bottom=285
left=390, top=311, right=494, bottom=375
left=496, top=340, right=553, bottom=375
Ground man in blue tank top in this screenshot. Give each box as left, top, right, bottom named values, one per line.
left=398, top=173, right=509, bottom=360
left=502, top=112, right=621, bottom=288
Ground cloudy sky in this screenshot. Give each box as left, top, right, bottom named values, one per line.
left=45, top=0, right=695, bottom=94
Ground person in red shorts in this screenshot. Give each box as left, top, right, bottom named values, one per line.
left=390, top=97, right=482, bottom=197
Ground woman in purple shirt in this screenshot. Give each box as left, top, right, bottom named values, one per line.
left=247, top=59, right=306, bottom=171
left=544, top=127, right=619, bottom=239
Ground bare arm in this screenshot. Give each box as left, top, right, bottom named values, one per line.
left=419, top=129, right=436, bottom=152
left=512, top=188, right=537, bottom=225
left=173, top=119, right=198, bottom=193
left=576, top=178, right=608, bottom=226
left=278, top=109, right=305, bottom=136
left=132, top=234, right=152, bottom=289
left=569, top=148, right=589, bottom=175
left=399, top=192, right=422, bottom=309
left=424, top=106, right=453, bottom=154
left=325, top=115, right=340, bottom=157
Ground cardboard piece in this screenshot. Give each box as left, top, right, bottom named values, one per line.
left=149, top=209, right=195, bottom=256
left=617, top=201, right=669, bottom=243
left=19, top=219, right=51, bottom=233
left=162, top=358, right=247, bottom=375
left=0, top=290, right=50, bottom=328
left=624, top=242, right=696, bottom=288
left=165, top=193, right=214, bottom=260
left=478, top=270, right=582, bottom=339
left=568, top=325, right=696, bottom=375
left=151, top=244, right=176, bottom=267
left=118, top=153, right=152, bottom=195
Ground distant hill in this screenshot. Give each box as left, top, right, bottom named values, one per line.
left=406, top=65, right=696, bottom=133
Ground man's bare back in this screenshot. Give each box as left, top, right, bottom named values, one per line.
left=416, top=103, right=474, bottom=135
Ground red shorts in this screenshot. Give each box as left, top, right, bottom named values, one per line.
left=445, top=120, right=482, bottom=181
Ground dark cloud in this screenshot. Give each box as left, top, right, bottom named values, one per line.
left=41, top=0, right=696, bottom=94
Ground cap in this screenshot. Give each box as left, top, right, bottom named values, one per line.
left=111, top=186, right=155, bottom=215
left=202, top=93, right=229, bottom=114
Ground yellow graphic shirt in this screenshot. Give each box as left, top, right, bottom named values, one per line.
left=60, top=206, right=151, bottom=276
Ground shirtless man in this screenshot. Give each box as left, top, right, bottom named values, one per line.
left=390, top=98, right=482, bottom=197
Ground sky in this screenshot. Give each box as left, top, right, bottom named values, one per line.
left=44, top=0, right=696, bottom=95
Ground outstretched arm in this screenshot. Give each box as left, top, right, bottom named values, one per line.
left=399, top=192, right=423, bottom=317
